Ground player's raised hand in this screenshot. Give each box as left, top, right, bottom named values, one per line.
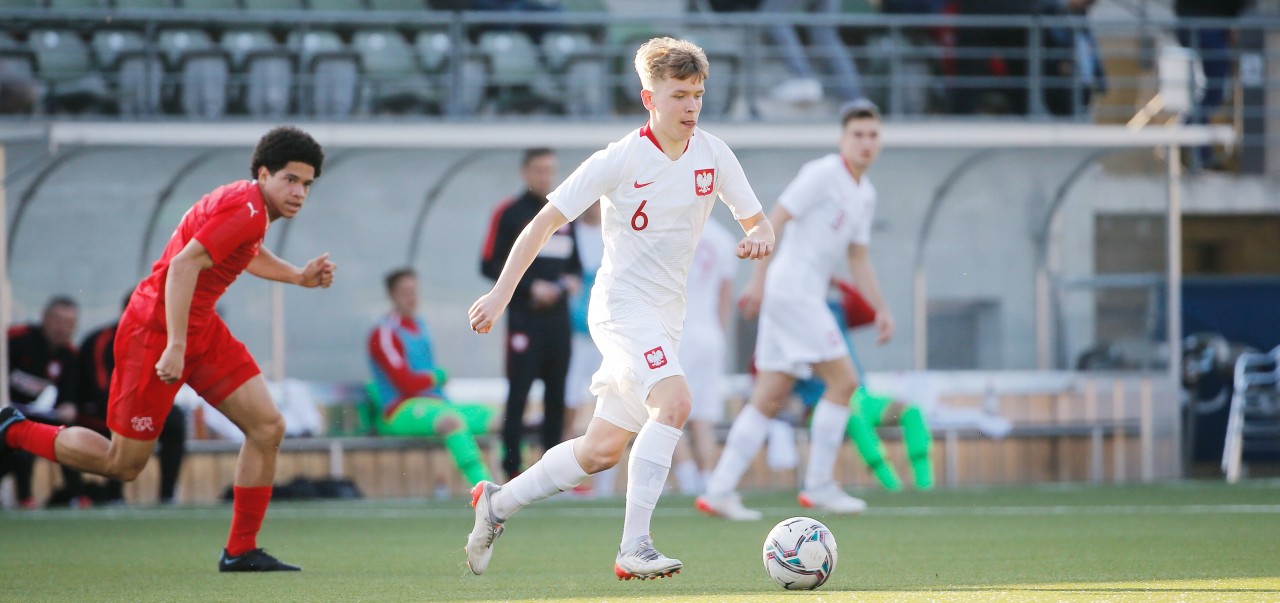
left=300, top=252, right=336, bottom=288
left=738, top=278, right=765, bottom=319
left=469, top=291, right=507, bottom=335
left=736, top=237, right=773, bottom=260
left=155, top=344, right=185, bottom=384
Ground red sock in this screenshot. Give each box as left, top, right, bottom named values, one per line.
left=5, top=421, right=62, bottom=462
left=225, top=485, right=273, bottom=557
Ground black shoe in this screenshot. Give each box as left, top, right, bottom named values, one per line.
left=0, top=406, right=26, bottom=459
left=218, top=548, right=302, bottom=572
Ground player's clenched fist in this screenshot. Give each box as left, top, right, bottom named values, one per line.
left=469, top=292, right=506, bottom=334
left=300, top=252, right=337, bottom=288
left=736, top=237, right=773, bottom=260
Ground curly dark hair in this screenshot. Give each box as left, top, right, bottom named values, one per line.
left=250, top=126, right=324, bottom=180
left=384, top=267, right=417, bottom=294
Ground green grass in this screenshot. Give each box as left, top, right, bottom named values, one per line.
left=3, top=481, right=1279, bottom=602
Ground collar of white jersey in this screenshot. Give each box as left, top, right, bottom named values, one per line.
left=639, top=122, right=692, bottom=159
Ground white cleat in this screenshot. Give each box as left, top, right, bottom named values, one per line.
left=695, top=491, right=763, bottom=521
left=465, top=481, right=505, bottom=575
left=614, top=535, right=682, bottom=581
left=798, top=482, right=868, bottom=515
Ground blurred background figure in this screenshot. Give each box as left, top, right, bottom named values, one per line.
left=4, top=295, right=79, bottom=509
left=760, top=0, right=865, bottom=104
left=1176, top=0, right=1250, bottom=168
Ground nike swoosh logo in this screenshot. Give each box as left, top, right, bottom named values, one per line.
left=633, top=180, right=655, bottom=188
left=222, top=556, right=240, bottom=566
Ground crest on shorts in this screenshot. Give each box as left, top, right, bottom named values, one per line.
left=694, top=169, right=715, bottom=196
left=644, top=346, right=667, bottom=370
left=131, top=416, right=155, bottom=432
left=510, top=332, right=529, bottom=354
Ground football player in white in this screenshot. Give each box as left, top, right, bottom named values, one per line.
left=465, top=37, right=775, bottom=580
left=697, top=99, right=894, bottom=520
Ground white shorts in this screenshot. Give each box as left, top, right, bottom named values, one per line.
left=681, top=326, right=726, bottom=423
left=565, top=333, right=602, bottom=409
left=588, top=315, right=685, bottom=433
left=754, top=292, right=847, bottom=379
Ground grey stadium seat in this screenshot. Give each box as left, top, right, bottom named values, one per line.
left=0, top=0, right=43, bottom=7
left=288, top=30, right=358, bottom=117
left=48, top=0, right=107, bottom=8
left=113, top=0, right=173, bottom=8
left=91, top=29, right=163, bottom=116
left=221, top=29, right=293, bottom=118
left=242, top=0, right=302, bottom=9
left=413, top=28, right=484, bottom=116
left=179, top=0, right=239, bottom=10
left=476, top=30, right=556, bottom=113
left=352, top=29, right=434, bottom=113
left=29, top=29, right=111, bottom=113
left=541, top=30, right=606, bottom=116
left=306, top=0, right=363, bottom=9
left=158, top=29, right=230, bottom=118
left=366, top=0, right=422, bottom=10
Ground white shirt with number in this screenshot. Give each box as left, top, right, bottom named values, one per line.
left=765, top=153, right=876, bottom=302
left=549, top=124, right=763, bottom=337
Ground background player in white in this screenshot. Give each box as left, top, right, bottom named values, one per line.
left=697, top=99, right=893, bottom=520
left=563, top=200, right=613, bottom=497
left=670, top=217, right=737, bottom=495
left=465, top=37, right=775, bottom=581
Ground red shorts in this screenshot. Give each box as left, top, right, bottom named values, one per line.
left=107, top=309, right=260, bottom=440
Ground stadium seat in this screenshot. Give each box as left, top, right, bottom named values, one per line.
left=48, top=0, right=107, bottom=8
left=157, top=29, right=230, bottom=118
left=0, top=34, right=37, bottom=114
left=91, top=29, right=163, bottom=116
left=352, top=29, right=435, bottom=113
left=541, top=30, right=606, bottom=116
left=0, top=0, right=43, bottom=7
left=242, top=0, right=302, bottom=10
left=179, top=0, right=239, bottom=10
left=221, top=29, right=293, bottom=118
left=476, top=30, right=557, bottom=113
left=288, top=30, right=358, bottom=117
left=112, top=0, right=174, bottom=8
left=413, top=28, right=484, bottom=115
left=28, top=29, right=111, bottom=113
left=366, top=0, right=423, bottom=11
left=306, top=0, right=363, bottom=10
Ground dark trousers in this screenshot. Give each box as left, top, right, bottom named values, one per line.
left=501, top=309, right=571, bottom=477
left=60, top=406, right=187, bottom=504
left=0, top=450, right=35, bottom=502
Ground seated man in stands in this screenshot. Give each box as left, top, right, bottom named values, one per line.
left=367, top=267, right=495, bottom=487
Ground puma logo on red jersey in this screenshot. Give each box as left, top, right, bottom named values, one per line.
left=644, top=346, right=667, bottom=370
left=246, top=201, right=259, bottom=219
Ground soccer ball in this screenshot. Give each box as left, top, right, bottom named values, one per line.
left=762, top=516, right=838, bottom=590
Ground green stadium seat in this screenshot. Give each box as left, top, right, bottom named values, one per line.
left=541, top=30, right=606, bottom=116
left=29, top=29, right=111, bottom=112
left=112, top=0, right=173, bottom=8
left=306, top=0, right=363, bottom=10
left=413, top=28, right=484, bottom=115
left=91, top=29, right=162, bottom=116
left=352, top=28, right=435, bottom=112
left=287, top=30, right=358, bottom=117
left=243, top=0, right=301, bottom=9
left=366, top=0, right=422, bottom=10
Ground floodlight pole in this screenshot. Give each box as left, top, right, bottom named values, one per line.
left=1166, top=143, right=1183, bottom=383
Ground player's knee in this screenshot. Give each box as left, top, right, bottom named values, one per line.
left=114, top=457, right=149, bottom=482
left=828, top=377, right=858, bottom=404
left=246, top=412, right=286, bottom=447
left=433, top=412, right=463, bottom=435
left=578, top=439, right=625, bottom=473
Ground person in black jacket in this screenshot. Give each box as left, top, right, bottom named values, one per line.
left=480, top=147, right=581, bottom=478
left=4, top=295, right=78, bottom=509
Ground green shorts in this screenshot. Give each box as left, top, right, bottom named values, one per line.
left=377, top=397, right=495, bottom=437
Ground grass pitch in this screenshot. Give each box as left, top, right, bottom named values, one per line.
left=2, top=480, right=1278, bottom=602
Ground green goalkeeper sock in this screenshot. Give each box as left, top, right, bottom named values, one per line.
left=847, top=406, right=902, bottom=491
left=900, top=406, right=934, bottom=491
left=444, top=429, right=491, bottom=486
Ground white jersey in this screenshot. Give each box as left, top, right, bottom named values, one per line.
left=550, top=124, right=763, bottom=335
left=684, top=218, right=738, bottom=336
left=765, top=153, right=876, bottom=301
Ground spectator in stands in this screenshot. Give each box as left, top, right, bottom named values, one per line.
left=368, top=267, right=495, bottom=487
left=59, top=290, right=187, bottom=507
left=670, top=218, right=739, bottom=496
left=480, top=147, right=581, bottom=479
left=3, top=295, right=79, bottom=509
left=758, top=0, right=865, bottom=104
left=1041, top=0, right=1106, bottom=117
left=951, top=0, right=1037, bottom=115
left=1176, top=0, right=1250, bottom=167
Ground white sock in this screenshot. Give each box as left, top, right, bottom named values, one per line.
left=805, top=399, right=851, bottom=491
left=766, top=418, right=799, bottom=470
left=673, top=459, right=701, bottom=495
left=704, top=404, right=770, bottom=496
left=491, top=438, right=587, bottom=519
left=622, top=420, right=682, bottom=546
left=594, top=465, right=618, bottom=498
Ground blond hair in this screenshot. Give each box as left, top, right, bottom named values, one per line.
left=633, top=37, right=709, bottom=90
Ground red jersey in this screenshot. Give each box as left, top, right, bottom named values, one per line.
left=129, top=180, right=269, bottom=333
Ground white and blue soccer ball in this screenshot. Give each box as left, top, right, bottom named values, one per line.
left=762, top=516, right=838, bottom=590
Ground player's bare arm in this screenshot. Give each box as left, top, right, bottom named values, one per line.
left=735, top=210, right=775, bottom=260
left=469, top=203, right=571, bottom=334
left=157, top=239, right=214, bottom=384
left=248, top=247, right=336, bottom=288
left=847, top=242, right=894, bottom=344
left=738, top=205, right=790, bottom=319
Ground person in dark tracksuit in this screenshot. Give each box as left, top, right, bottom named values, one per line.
left=480, top=148, right=581, bottom=478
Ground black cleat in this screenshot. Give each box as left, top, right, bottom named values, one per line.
left=0, top=406, right=26, bottom=459
left=218, top=548, right=302, bottom=572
